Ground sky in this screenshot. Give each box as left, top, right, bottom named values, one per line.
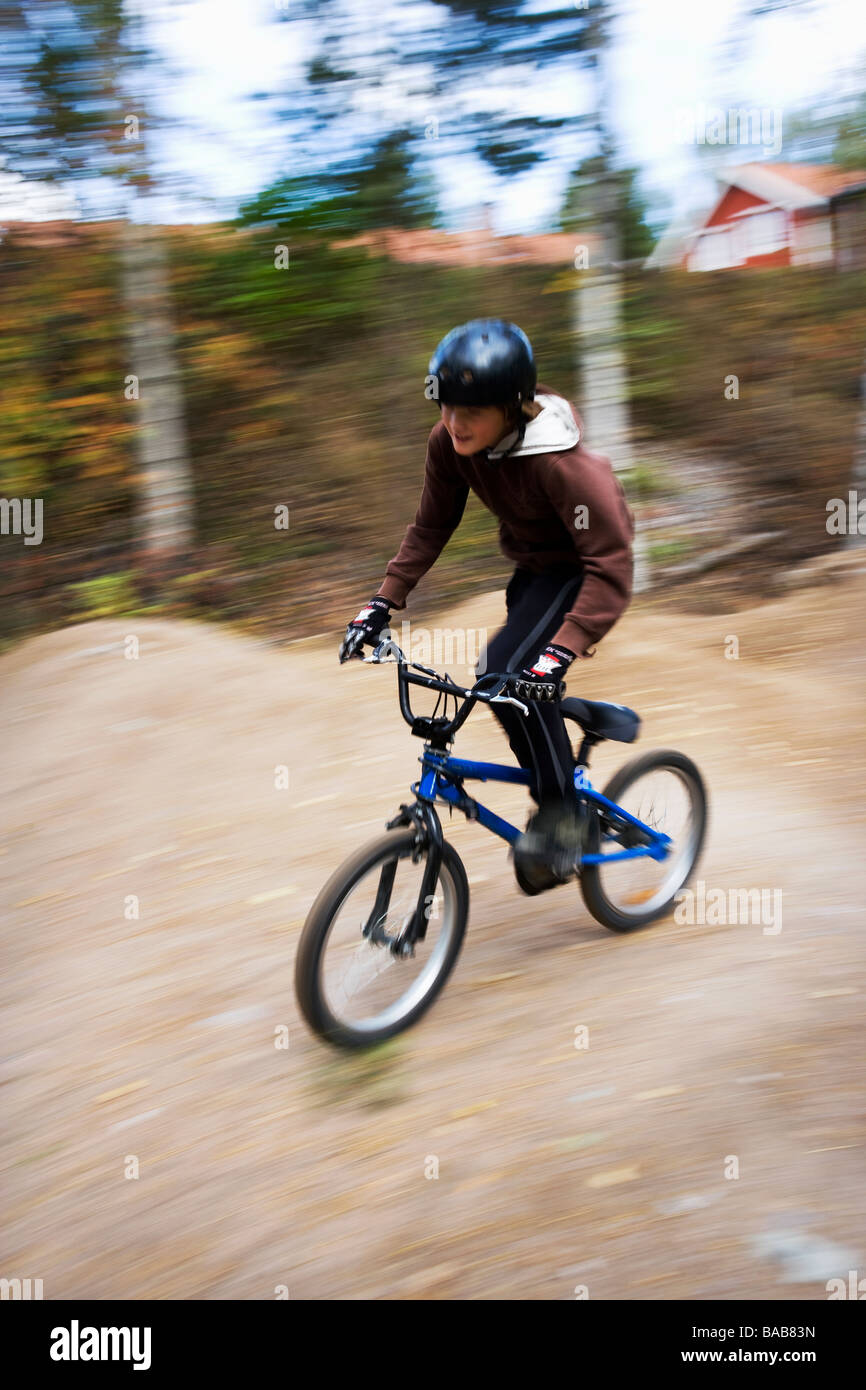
left=2, top=0, right=865, bottom=233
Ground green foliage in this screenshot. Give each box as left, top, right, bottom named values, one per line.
left=280, top=0, right=598, bottom=200
left=237, top=177, right=351, bottom=233
left=779, top=81, right=866, bottom=170
left=66, top=572, right=137, bottom=619
left=623, top=265, right=865, bottom=554
left=560, top=161, right=655, bottom=261
left=350, top=130, right=439, bottom=230
left=648, top=538, right=691, bottom=565
left=0, top=223, right=134, bottom=639
left=238, top=130, right=438, bottom=235
left=308, top=1037, right=409, bottom=1110
left=620, top=461, right=677, bottom=501
left=0, top=0, right=146, bottom=210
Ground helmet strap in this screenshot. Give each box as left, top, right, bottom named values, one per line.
left=486, top=397, right=537, bottom=460
left=486, top=419, right=526, bottom=461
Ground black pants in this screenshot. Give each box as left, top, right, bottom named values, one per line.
left=477, top=565, right=584, bottom=807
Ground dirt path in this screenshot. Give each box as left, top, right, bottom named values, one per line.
left=2, top=568, right=865, bottom=1300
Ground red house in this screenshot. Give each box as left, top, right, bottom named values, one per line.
left=650, top=163, right=866, bottom=271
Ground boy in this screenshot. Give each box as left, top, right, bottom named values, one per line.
left=339, top=319, right=634, bottom=894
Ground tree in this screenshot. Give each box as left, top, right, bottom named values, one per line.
left=240, top=130, right=438, bottom=235
left=264, top=0, right=646, bottom=586
left=0, top=0, right=194, bottom=580
left=268, top=0, right=597, bottom=222
left=560, top=159, right=655, bottom=263
left=781, top=81, right=866, bottom=170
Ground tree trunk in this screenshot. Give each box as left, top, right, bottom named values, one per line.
left=573, top=168, right=650, bottom=593
left=847, top=360, right=866, bottom=549
left=120, top=218, right=194, bottom=582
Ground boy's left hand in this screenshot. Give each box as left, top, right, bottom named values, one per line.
left=510, top=643, right=576, bottom=701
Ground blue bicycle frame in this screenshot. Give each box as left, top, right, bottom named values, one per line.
left=355, top=640, right=678, bottom=955
left=416, top=752, right=672, bottom=866
left=365, top=638, right=672, bottom=872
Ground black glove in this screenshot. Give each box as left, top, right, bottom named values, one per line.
left=509, top=643, right=575, bottom=701
left=339, top=595, right=394, bottom=663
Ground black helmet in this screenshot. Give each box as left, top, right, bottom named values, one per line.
left=429, top=319, right=536, bottom=408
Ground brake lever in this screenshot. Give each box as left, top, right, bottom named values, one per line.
left=489, top=693, right=530, bottom=717
left=363, top=637, right=405, bottom=663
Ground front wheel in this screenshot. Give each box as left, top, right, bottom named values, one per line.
left=295, top=828, right=469, bottom=1048
left=580, top=749, right=707, bottom=933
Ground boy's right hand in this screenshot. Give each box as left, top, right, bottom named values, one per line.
left=339, top=595, right=394, bottom=663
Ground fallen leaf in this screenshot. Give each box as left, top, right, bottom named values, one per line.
left=95, top=1080, right=150, bottom=1104
left=449, top=1100, right=499, bottom=1121
left=586, top=1165, right=640, bottom=1188
left=246, top=886, right=297, bottom=904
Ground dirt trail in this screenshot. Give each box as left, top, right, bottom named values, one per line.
left=2, top=569, right=865, bottom=1300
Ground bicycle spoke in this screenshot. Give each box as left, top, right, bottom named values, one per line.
left=317, top=850, right=458, bottom=1033
left=594, top=767, right=701, bottom=919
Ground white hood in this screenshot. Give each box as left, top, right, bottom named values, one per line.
left=486, top=393, right=580, bottom=460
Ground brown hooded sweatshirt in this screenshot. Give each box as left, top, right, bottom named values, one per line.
left=375, top=385, right=635, bottom=656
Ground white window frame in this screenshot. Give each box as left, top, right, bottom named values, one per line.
left=691, top=225, right=739, bottom=271
left=737, top=207, right=788, bottom=257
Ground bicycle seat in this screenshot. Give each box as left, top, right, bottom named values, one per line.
left=560, top=696, right=640, bottom=744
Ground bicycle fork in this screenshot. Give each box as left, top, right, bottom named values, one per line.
left=360, top=798, right=444, bottom=956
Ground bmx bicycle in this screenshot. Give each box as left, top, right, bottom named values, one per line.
left=295, top=638, right=707, bottom=1048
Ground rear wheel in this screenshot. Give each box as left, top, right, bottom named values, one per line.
left=295, top=828, right=469, bottom=1048
left=580, top=749, right=707, bottom=932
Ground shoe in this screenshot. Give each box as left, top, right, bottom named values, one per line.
left=512, top=799, right=588, bottom=896
left=512, top=854, right=559, bottom=897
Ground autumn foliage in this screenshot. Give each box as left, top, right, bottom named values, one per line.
left=0, top=218, right=863, bottom=644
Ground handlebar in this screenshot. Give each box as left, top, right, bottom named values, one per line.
left=358, top=636, right=535, bottom=742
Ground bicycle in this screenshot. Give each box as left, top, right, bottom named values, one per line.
left=295, top=638, right=708, bottom=1048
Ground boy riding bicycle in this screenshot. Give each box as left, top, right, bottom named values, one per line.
left=339, top=319, right=635, bottom=895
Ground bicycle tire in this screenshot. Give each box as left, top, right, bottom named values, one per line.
left=580, top=749, right=708, bottom=933
left=295, top=828, right=469, bottom=1048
